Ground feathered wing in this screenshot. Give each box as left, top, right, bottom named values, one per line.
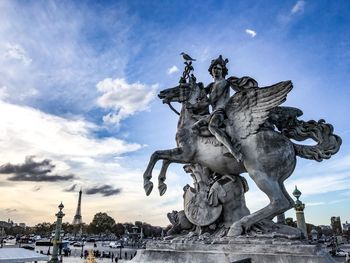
left=225, top=81, right=293, bottom=140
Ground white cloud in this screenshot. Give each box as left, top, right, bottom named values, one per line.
left=291, top=0, right=305, bottom=14
left=278, top=0, right=306, bottom=24
left=286, top=172, right=350, bottom=197
left=0, top=86, right=8, bottom=100
left=167, top=65, right=179, bottom=75
left=0, top=99, right=156, bottom=224
left=245, top=29, right=257, bottom=38
left=326, top=154, right=350, bottom=171
left=245, top=188, right=269, bottom=212
left=96, top=78, right=157, bottom=125
left=307, top=202, right=325, bottom=206
left=0, top=100, right=141, bottom=164
left=2, top=43, right=32, bottom=65
left=0, top=1, right=134, bottom=112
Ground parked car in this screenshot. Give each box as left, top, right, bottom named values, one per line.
left=335, top=250, right=349, bottom=257
left=73, top=242, right=83, bottom=247
left=35, top=240, right=53, bottom=246
left=109, top=242, right=117, bottom=248
left=21, top=245, right=35, bottom=250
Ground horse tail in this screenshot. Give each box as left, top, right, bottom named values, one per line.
left=287, top=119, right=342, bottom=162
left=268, top=107, right=341, bottom=162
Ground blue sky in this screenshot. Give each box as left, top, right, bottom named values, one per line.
left=0, top=0, right=349, bottom=227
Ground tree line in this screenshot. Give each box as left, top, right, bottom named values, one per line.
left=4, top=212, right=165, bottom=238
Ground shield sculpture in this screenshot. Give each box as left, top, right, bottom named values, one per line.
left=184, top=187, right=222, bottom=226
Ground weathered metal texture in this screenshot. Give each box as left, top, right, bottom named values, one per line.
left=184, top=187, right=222, bottom=226
left=143, top=55, right=342, bottom=238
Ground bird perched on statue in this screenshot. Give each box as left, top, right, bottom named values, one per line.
left=180, top=52, right=196, bottom=61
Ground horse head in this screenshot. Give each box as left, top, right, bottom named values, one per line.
left=158, top=83, right=191, bottom=104
left=158, top=81, right=203, bottom=106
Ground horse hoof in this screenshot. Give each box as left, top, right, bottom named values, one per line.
left=158, top=183, right=167, bottom=196
left=144, top=181, right=154, bottom=196
left=227, top=223, right=243, bottom=237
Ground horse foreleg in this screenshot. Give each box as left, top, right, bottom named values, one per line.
left=143, top=148, right=185, bottom=196
left=155, top=147, right=194, bottom=196
left=158, top=160, right=171, bottom=196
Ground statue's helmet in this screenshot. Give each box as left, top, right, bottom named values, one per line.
left=208, top=55, right=229, bottom=77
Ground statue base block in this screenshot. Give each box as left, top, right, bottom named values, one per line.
left=132, top=237, right=335, bottom=263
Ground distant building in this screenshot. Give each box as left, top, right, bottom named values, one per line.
left=0, top=221, right=12, bottom=228
left=19, top=223, right=26, bottom=228
left=331, top=216, right=342, bottom=235
left=311, top=228, right=318, bottom=241
left=0, top=227, right=5, bottom=238
left=343, top=221, right=350, bottom=231
left=318, top=225, right=332, bottom=236
left=319, top=225, right=332, bottom=231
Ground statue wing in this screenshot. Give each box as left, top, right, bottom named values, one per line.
left=225, top=80, right=293, bottom=139
left=227, top=76, right=258, bottom=91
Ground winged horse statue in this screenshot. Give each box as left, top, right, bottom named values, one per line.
left=143, top=56, right=341, bottom=236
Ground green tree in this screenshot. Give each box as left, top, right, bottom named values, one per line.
left=123, top=222, right=134, bottom=234
left=61, top=222, right=75, bottom=234
left=285, top=217, right=297, bottom=228
left=142, top=223, right=152, bottom=237
left=134, top=221, right=142, bottom=229
left=6, top=226, right=25, bottom=236
left=114, top=223, right=125, bottom=237
left=89, top=212, right=116, bottom=234
left=34, top=222, right=54, bottom=236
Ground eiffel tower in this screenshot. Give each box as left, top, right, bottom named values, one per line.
left=72, top=188, right=83, bottom=226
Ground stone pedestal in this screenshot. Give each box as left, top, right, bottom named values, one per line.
left=132, top=237, right=335, bottom=263
left=296, top=210, right=308, bottom=237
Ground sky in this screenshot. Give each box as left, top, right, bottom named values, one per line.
left=0, top=0, right=349, bottom=227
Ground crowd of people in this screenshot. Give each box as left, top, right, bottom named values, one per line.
left=81, top=249, right=137, bottom=262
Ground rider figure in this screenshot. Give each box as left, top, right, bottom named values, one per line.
left=192, top=55, right=243, bottom=161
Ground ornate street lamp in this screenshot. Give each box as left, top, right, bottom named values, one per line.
left=293, top=186, right=308, bottom=239
left=80, top=240, right=85, bottom=258
left=47, top=232, right=54, bottom=255
left=119, top=243, right=122, bottom=260
left=48, top=202, right=65, bottom=263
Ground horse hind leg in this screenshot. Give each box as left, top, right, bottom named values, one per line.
left=227, top=173, right=293, bottom=236
left=265, top=182, right=294, bottom=221
left=280, top=180, right=295, bottom=209
left=158, top=160, right=171, bottom=196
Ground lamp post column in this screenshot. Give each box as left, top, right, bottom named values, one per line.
left=49, top=202, right=65, bottom=263
left=80, top=240, right=85, bottom=258
left=293, top=186, right=308, bottom=240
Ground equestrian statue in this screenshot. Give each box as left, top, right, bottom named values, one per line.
left=143, top=55, right=342, bottom=237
